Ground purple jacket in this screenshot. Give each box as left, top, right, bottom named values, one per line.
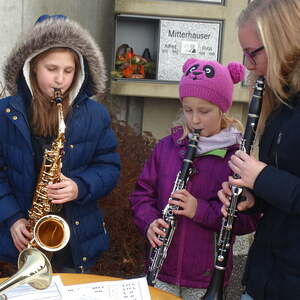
left=129, top=126, right=258, bottom=288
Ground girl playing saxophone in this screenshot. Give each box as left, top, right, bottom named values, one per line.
left=0, top=14, right=120, bottom=273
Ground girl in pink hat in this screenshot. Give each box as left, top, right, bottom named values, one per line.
left=130, top=58, right=259, bottom=299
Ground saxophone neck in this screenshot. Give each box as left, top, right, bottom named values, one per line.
left=57, top=103, right=66, bottom=136
left=53, top=89, right=66, bottom=136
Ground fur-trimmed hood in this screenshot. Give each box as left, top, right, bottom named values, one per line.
left=3, top=16, right=107, bottom=97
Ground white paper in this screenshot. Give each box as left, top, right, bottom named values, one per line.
left=3, top=275, right=65, bottom=300
left=64, top=277, right=151, bottom=300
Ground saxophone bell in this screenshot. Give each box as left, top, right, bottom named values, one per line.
left=33, top=214, right=70, bottom=252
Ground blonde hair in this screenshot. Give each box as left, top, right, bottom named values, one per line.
left=174, top=109, right=243, bottom=141
left=237, top=0, right=270, bottom=28
left=238, top=0, right=300, bottom=132
left=29, top=47, right=80, bottom=136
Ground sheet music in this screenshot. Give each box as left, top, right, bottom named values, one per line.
left=64, top=277, right=151, bottom=300
left=2, top=275, right=151, bottom=300
left=4, top=275, right=65, bottom=300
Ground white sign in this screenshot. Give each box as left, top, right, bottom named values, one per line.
left=158, top=19, right=222, bottom=81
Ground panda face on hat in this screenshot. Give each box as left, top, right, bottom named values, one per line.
left=185, top=63, right=215, bottom=80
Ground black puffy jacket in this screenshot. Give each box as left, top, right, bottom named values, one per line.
left=244, top=97, right=300, bottom=299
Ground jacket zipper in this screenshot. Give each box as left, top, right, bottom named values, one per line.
left=275, top=131, right=282, bottom=169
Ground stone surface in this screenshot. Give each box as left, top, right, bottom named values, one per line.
left=226, top=255, right=247, bottom=300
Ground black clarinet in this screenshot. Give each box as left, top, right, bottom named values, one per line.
left=147, top=129, right=201, bottom=286
left=202, top=76, right=265, bottom=300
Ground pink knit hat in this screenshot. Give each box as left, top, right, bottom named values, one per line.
left=179, top=58, right=245, bottom=112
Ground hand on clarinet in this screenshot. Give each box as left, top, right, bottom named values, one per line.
left=218, top=181, right=256, bottom=217
left=147, top=218, right=169, bottom=248
left=228, top=150, right=267, bottom=189
left=169, top=189, right=197, bottom=219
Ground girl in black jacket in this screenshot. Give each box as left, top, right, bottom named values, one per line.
left=219, top=0, right=300, bottom=299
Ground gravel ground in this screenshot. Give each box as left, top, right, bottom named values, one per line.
left=226, top=255, right=247, bottom=300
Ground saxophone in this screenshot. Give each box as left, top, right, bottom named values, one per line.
left=0, top=88, right=70, bottom=299
left=27, top=88, right=70, bottom=252
left=202, top=76, right=265, bottom=300
left=147, top=129, right=201, bottom=286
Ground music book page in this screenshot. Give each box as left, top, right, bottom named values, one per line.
left=2, top=275, right=151, bottom=300
left=64, top=277, right=151, bottom=300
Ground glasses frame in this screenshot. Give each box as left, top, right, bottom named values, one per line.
left=244, top=46, right=265, bottom=65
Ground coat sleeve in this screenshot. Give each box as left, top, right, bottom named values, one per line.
left=0, top=143, right=24, bottom=224
left=193, top=195, right=259, bottom=235
left=192, top=195, right=224, bottom=230
left=129, top=145, right=161, bottom=236
left=254, top=165, right=300, bottom=215
left=71, top=106, right=120, bottom=206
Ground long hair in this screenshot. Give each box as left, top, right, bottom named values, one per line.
left=238, top=0, right=300, bottom=132
left=257, top=0, right=300, bottom=97
left=237, top=0, right=270, bottom=28
left=29, top=47, right=80, bottom=137
left=174, top=109, right=243, bottom=141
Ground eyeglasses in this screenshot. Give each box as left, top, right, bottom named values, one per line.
left=243, top=46, right=265, bottom=65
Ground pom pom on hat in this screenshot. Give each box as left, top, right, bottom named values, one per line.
left=227, top=61, right=245, bottom=84
left=179, top=58, right=245, bottom=112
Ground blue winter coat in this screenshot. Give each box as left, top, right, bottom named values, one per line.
left=0, top=15, right=120, bottom=272
left=243, top=97, right=300, bottom=299
left=0, top=91, right=120, bottom=270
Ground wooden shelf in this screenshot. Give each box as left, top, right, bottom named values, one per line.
left=110, top=79, right=249, bottom=102
left=115, top=0, right=227, bottom=19
left=112, top=0, right=249, bottom=102
left=110, top=80, right=179, bottom=99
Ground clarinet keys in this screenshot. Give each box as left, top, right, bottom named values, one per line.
left=146, top=129, right=201, bottom=286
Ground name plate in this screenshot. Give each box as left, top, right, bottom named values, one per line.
left=157, top=19, right=222, bottom=81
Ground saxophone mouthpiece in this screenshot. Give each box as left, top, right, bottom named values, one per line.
left=53, top=88, right=63, bottom=104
